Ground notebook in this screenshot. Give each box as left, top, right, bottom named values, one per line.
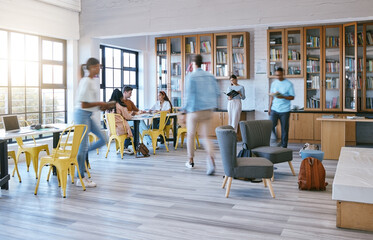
left=2, top=115, right=32, bottom=133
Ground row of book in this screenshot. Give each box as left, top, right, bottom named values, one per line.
left=345, top=32, right=364, bottom=46
left=200, top=41, right=211, bottom=53
left=201, top=62, right=211, bottom=72
left=288, top=50, right=301, bottom=60
left=270, top=49, right=282, bottom=61
left=216, top=65, right=228, bottom=77
left=325, top=36, right=340, bottom=47
left=232, top=66, right=244, bottom=77
left=307, top=75, right=320, bottom=89
left=366, top=97, right=373, bottom=109
left=325, top=60, right=340, bottom=72
left=325, top=97, right=340, bottom=109
left=306, top=36, right=320, bottom=48
left=306, top=58, right=320, bottom=72
left=345, top=57, right=363, bottom=72
left=288, top=66, right=301, bottom=75
left=346, top=75, right=362, bottom=89
left=367, top=60, right=373, bottom=72
left=233, top=53, right=244, bottom=64
left=366, top=77, right=373, bottom=89
left=236, top=36, right=244, bottom=47
left=307, top=96, right=321, bottom=108
left=157, top=43, right=167, bottom=54
left=367, top=31, right=373, bottom=45
left=171, top=62, right=181, bottom=76
left=185, top=41, right=196, bottom=54
left=216, top=51, right=227, bottom=64
left=326, top=77, right=340, bottom=89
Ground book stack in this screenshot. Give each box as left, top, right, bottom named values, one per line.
left=367, top=59, right=373, bottom=72
left=237, top=36, right=244, bottom=47
left=233, top=66, right=244, bottom=76
left=358, top=32, right=364, bottom=45
left=325, top=77, right=339, bottom=89
left=367, top=31, right=373, bottom=45
left=201, top=62, right=211, bottom=72
left=307, top=57, right=320, bottom=72
left=171, top=62, right=181, bottom=76
left=270, top=49, right=282, bottom=61
left=366, top=77, right=373, bottom=89
left=326, top=36, right=339, bottom=47
left=345, top=32, right=355, bottom=45
left=307, top=36, right=320, bottom=47
left=217, top=51, right=227, bottom=64
left=326, top=60, right=340, bottom=72
left=233, top=53, right=244, bottom=63
left=216, top=65, right=228, bottom=77
left=345, top=57, right=355, bottom=71
left=307, top=96, right=320, bottom=108
left=288, top=66, right=301, bottom=75
left=186, top=41, right=196, bottom=54
left=200, top=41, right=211, bottom=53
left=288, top=50, right=300, bottom=60
left=366, top=97, right=373, bottom=109
left=157, top=42, right=167, bottom=54
left=307, top=75, right=320, bottom=89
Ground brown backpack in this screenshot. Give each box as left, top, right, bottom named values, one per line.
left=298, top=157, right=328, bottom=191
left=136, top=143, right=150, bottom=157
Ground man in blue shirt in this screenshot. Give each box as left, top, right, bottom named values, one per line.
left=268, top=67, right=295, bottom=148
left=182, top=54, right=220, bottom=175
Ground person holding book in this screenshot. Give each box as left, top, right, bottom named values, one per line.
left=268, top=67, right=295, bottom=148
left=182, top=54, right=220, bottom=175
left=226, top=74, right=246, bottom=132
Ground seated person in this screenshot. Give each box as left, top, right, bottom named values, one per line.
left=149, top=91, right=173, bottom=129
left=109, top=89, right=134, bottom=155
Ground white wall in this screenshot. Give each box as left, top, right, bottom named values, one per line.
left=78, top=0, right=373, bottom=119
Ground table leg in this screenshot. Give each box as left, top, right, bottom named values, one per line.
left=321, top=121, right=345, bottom=160
left=52, top=132, right=60, bottom=175
left=0, top=140, right=10, bottom=190
left=134, top=120, right=139, bottom=148
left=173, top=116, right=177, bottom=147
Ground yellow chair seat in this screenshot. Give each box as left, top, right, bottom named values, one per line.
left=8, top=150, right=21, bottom=182
left=140, top=111, right=169, bottom=155
left=174, top=127, right=200, bottom=150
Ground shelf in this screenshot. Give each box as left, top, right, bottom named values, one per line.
left=307, top=72, right=321, bottom=74
left=157, top=54, right=167, bottom=56
left=307, top=88, right=320, bottom=90
left=232, top=47, right=244, bottom=49
left=287, top=43, right=300, bottom=46
left=270, top=44, right=282, bottom=47
left=270, top=60, right=283, bottom=62
left=216, top=63, right=227, bottom=65
left=185, top=53, right=197, bottom=55
left=171, top=53, right=181, bottom=56
left=200, top=52, right=211, bottom=55
left=325, top=46, right=340, bottom=48
left=216, top=46, right=227, bottom=49
left=288, top=60, right=301, bottom=62
left=307, top=47, right=320, bottom=49
left=326, top=72, right=340, bottom=74
left=326, top=88, right=340, bottom=90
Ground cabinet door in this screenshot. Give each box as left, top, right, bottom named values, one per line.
left=294, top=113, right=314, bottom=140
left=363, top=23, right=373, bottom=111
left=231, top=32, right=249, bottom=79
left=214, top=33, right=230, bottom=79
left=208, top=112, right=223, bottom=137
left=156, top=38, right=169, bottom=94
left=198, top=34, right=213, bottom=74
left=285, top=28, right=303, bottom=78
left=268, top=29, right=284, bottom=78
left=313, top=113, right=324, bottom=141
left=170, top=36, right=183, bottom=107
left=288, top=113, right=296, bottom=140
left=184, top=35, right=198, bottom=76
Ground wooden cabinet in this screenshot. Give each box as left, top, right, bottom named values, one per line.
left=288, top=113, right=314, bottom=140
left=208, top=112, right=246, bottom=138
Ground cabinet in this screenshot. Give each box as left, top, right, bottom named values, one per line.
left=362, top=23, right=373, bottom=111
left=214, top=32, right=250, bottom=79
left=155, top=37, right=168, bottom=95
left=208, top=112, right=246, bottom=138
left=288, top=113, right=314, bottom=140
left=170, top=36, right=183, bottom=107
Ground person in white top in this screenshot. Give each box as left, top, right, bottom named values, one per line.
left=74, top=58, right=115, bottom=188
left=227, top=74, right=246, bottom=132
left=149, top=91, right=173, bottom=129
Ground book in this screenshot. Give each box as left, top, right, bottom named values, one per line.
left=224, top=90, right=239, bottom=98
left=269, top=92, right=283, bottom=97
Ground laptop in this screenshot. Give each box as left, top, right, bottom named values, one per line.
left=2, top=115, right=32, bottom=133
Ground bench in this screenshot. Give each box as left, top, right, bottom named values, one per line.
left=332, top=147, right=373, bottom=231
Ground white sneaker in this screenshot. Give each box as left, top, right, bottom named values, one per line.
left=206, top=157, right=216, bottom=175
left=76, top=177, right=97, bottom=188
left=185, top=161, right=194, bottom=169
left=123, top=148, right=134, bottom=155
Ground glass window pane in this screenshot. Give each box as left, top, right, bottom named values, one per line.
left=10, top=32, right=24, bottom=60
left=42, top=40, right=52, bottom=60
left=17, top=114, right=26, bottom=126
left=11, top=87, right=25, bottom=113
left=53, top=65, right=63, bottom=84
left=123, top=70, right=130, bottom=85
left=0, top=87, right=8, bottom=114
left=114, top=69, right=121, bottom=87
left=54, top=112, right=65, bottom=123
left=105, top=48, right=113, bottom=68
left=54, top=89, right=65, bottom=111
left=42, top=113, right=53, bottom=124
left=26, top=62, right=39, bottom=86
left=42, top=89, right=53, bottom=112
left=53, top=42, right=63, bottom=61
left=43, top=64, right=53, bottom=84
left=131, top=89, right=137, bottom=106
left=0, top=60, right=8, bottom=86
left=130, top=54, right=136, bottom=68
left=11, top=61, right=25, bottom=86
left=26, top=88, right=39, bottom=112
left=0, top=31, right=7, bottom=59
left=130, top=71, right=136, bottom=85
left=25, top=35, right=39, bottom=61
left=105, top=68, right=113, bottom=87
left=26, top=113, right=39, bottom=125
left=106, top=88, right=114, bottom=102
left=123, top=52, right=130, bottom=67
left=113, top=49, right=121, bottom=68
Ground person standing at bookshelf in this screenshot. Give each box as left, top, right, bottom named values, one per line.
left=268, top=67, right=295, bottom=148
left=181, top=54, right=220, bottom=175
left=227, top=74, right=245, bottom=132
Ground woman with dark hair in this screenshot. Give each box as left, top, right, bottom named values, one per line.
left=74, top=57, right=115, bottom=187
left=150, top=91, right=173, bottom=129
left=108, top=89, right=134, bottom=154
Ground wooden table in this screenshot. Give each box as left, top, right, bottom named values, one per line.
left=316, top=117, right=373, bottom=160
left=0, top=124, right=69, bottom=190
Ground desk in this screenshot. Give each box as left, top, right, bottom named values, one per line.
left=316, top=117, right=373, bottom=160
left=0, top=124, right=69, bottom=190
left=130, top=113, right=181, bottom=148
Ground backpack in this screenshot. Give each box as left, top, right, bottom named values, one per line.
left=237, top=143, right=252, bottom=158
left=136, top=143, right=150, bottom=157
left=298, top=157, right=328, bottom=191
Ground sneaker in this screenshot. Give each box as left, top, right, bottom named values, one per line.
left=76, top=177, right=97, bottom=188
left=206, top=157, right=215, bottom=175
left=123, top=148, right=134, bottom=155
left=185, top=161, right=194, bottom=169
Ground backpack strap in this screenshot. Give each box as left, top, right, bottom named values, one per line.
left=305, top=157, right=313, bottom=190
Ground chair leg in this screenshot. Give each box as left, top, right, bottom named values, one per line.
left=119, top=140, right=124, bottom=159
left=105, top=139, right=112, bottom=158
left=31, top=153, right=39, bottom=179
left=34, top=164, right=44, bottom=195
left=9, top=154, right=21, bottom=182
left=266, top=179, right=275, bottom=198
left=288, top=161, right=296, bottom=176
left=130, top=137, right=137, bottom=155
left=161, top=134, right=169, bottom=152
left=225, top=177, right=233, bottom=198
left=151, top=136, right=157, bottom=155
left=85, top=161, right=91, bottom=178
left=263, top=178, right=267, bottom=188
left=69, top=165, right=75, bottom=184
left=47, top=166, right=52, bottom=181
left=222, top=176, right=228, bottom=189
left=60, top=169, right=68, bottom=198
left=75, top=162, right=86, bottom=191
left=175, top=132, right=181, bottom=150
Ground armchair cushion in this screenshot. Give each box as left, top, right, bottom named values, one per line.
left=252, top=146, right=292, bottom=164
left=234, top=157, right=273, bottom=179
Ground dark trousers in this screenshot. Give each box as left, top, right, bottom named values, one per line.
left=270, top=110, right=290, bottom=148
left=124, top=128, right=135, bottom=148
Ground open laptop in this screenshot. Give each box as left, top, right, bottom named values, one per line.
left=2, top=115, right=32, bottom=133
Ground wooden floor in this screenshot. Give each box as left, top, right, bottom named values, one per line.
left=1, top=141, right=373, bottom=240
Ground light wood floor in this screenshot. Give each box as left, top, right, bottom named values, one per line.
left=1, top=141, right=373, bottom=240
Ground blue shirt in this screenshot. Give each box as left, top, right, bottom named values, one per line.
left=227, top=85, right=245, bottom=100
left=184, top=68, right=220, bottom=113
left=270, top=79, right=295, bottom=113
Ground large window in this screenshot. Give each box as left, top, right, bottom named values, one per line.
left=100, top=46, right=139, bottom=105
left=0, top=29, right=66, bottom=128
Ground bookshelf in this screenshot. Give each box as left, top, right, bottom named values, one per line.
left=184, top=35, right=198, bottom=77
left=285, top=28, right=303, bottom=77
left=268, top=29, right=284, bottom=78
left=363, top=23, right=373, bottom=111
left=170, top=36, right=183, bottom=107
left=214, top=33, right=229, bottom=79
left=198, top=34, right=214, bottom=74
left=156, top=37, right=168, bottom=96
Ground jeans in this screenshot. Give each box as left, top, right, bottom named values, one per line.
left=74, top=109, right=106, bottom=178
left=270, top=110, right=290, bottom=148
left=124, top=128, right=135, bottom=148
left=128, top=120, right=151, bottom=145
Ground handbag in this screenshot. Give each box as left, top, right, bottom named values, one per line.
left=136, top=143, right=150, bottom=157
left=237, top=143, right=251, bottom=157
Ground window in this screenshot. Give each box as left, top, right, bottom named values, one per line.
left=100, top=46, right=139, bottom=105
left=0, top=29, right=66, bottom=130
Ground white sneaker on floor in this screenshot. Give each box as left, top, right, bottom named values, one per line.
left=185, top=161, right=194, bottom=169
left=76, top=177, right=97, bottom=188
left=206, top=157, right=216, bottom=175
left=123, top=148, right=134, bottom=155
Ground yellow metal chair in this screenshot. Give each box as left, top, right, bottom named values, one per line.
left=141, top=111, right=169, bottom=155
left=15, top=136, right=50, bottom=179
left=174, top=127, right=200, bottom=150
left=89, top=133, right=99, bottom=155
left=34, top=124, right=87, bottom=198
left=105, top=113, right=136, bottom=159
left=8, top=150, right=21, bottom=182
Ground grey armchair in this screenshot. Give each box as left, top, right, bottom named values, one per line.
left=216, top=126, right=275, bottom=198
left=239, top=120, right=295, bottom=177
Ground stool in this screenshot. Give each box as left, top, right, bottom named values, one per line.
left=301, top=150, right=324, bottom=162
